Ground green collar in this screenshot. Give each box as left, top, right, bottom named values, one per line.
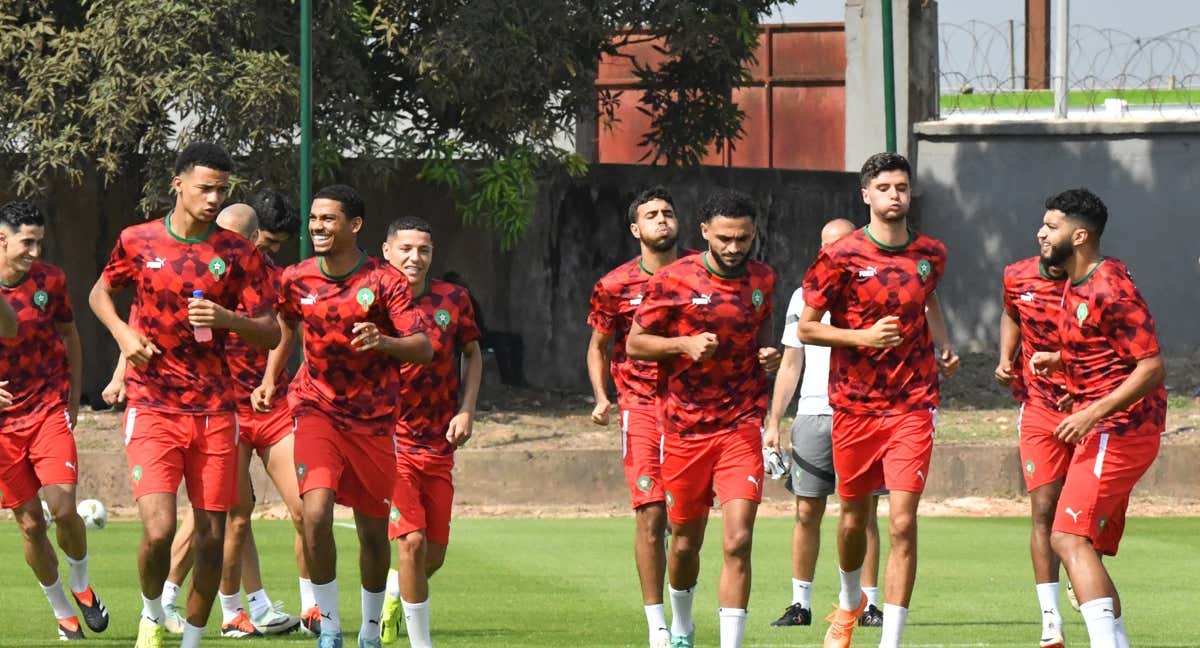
left=701, top=251, right=745, bottom=278
left=0, top=269, right=29, bottom=288
left=863, top=224, right=914, bottom=251
left=413, top=276, right=431, bottom=299
left=1039, top=261, right=1067, bottom=282
left=1071, top=257, right=1106, bottom=287
left=637, top=257, right=654, bottom=276
left=319, top=250, right=367, bottom=281
left=164, top=212, right=216, bottom=244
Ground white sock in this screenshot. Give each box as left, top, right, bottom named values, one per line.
left=401, top=597, right=432, bottom=648
left=40, top=578, right=76, bottom=619
left=312, top=579, right=341, bottom=634
left=718, top=608, right=747, bottom=648
left=1080, top=597, right=1117, bottom=648
left=142, top=594, right=165, bottom=625
left=863, top=585, right=880, bottom=608
left=879, top=604, right=908, bottom=648
left=1114, top=615, right=1131, bottom=648
left=246, top=588, right=271, bottom=619
left=1036, top=581, right=1062, bottom=622
left=645, top=603, right=668, bottom=638
left=385, top=569, right=401, bottom=599
left=838, top=567, right=863, bottom=611
left=162, top=580, right=182, bottom=608
left=360, top=588, right=385, bottom=641
left=299, top=578, right=315, bottom=611
left=792, top=579, right=812, bottom=607
left=180, top=621, right=204, bottom=648
left=64, top=554, right=90, bottom=594
left=668, top=585, right=695, bottom=637
left=219, top=590, right=242, bottom=623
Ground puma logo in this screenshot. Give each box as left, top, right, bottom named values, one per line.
left=746, top=475, right=760, bottom=490
left=301, top=293, right=317, bottom=305
left=65, top=461, right=76, bottom=473
left=629, top=296, right=643, bottom=306
left=691, top=293, right=712, bottom=305
left=1065, top=507, right=1081, bottom=523
left=1020, top=291, right=1036, bottom=302
left=145, top=257, right=166, bottom=269
left=321, top=612, right=333, bottom=621
left=858, top=266, right=877, bottom=278
left=917, top=469, right=925, bottom=483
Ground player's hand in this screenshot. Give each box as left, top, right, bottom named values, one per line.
left=1029, top=351, right=1063, bottom=377
left=116, top=326, right=159, bottom=368
left=994, top=360, right=1016, bottom=386
left=938, top=347, right=960, bottom=377
left=351, top=322, right=384, bottom=352
left=860, top=316, right=902, bottom=348
left=1055, top=405, right=1101, bottom=444
left=758, top=347, right=782, bottom=373
left=0, top=380, right=12, bottom=408
left=680, top=332, right=718, bottom=362
left=101, top=377, right=126, bottom=406
left=1055, top=390, right=1074, bottom=412
left=591, top=398, right=613, bottom=426
left=187, top=297, right=234, bottom=329
left=446, top=411, right=473, bottom=447
left=251, top=381, right=276, bottom=413
left=763, top=420, right=781, bottom=450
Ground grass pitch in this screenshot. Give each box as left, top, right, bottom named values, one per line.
left=0, top=516, right=1196, bottom=647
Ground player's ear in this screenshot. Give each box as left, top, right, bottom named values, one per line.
left=171, top=174, right=183, bottom=195
left=629, top=220, right=639, bottom=239
left=350, top=216, right=363, bottom=235
left=861, top=186, right=870, bottom=205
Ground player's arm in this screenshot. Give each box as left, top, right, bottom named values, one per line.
left=586, top=329, right=615, bottom=425
left=756, top=312, right=781, bottom=373
left=626, top=321, right=717, bottom=362
left=252, top=314, right=296, bottom=412
left=926, top=291, right=960, bottom=376
left=54, top=321, right=82, bottom=428
left=89, top=278, right=159, bottom=367
left=1055, top=354, right=1165, bottom=443
left=0, top=295, right=16, bottom=338
left=102, top=354, right=127, bottom=406
left=797, top=305, right=899, bottom=348
left=352, top=322, right=432, bottom=364
left=187, top=298, right=281, bottom=349
left=764, top=346, right=803, bottom=450
left=995, top=309, right=1020, bottom=385
left=446, top=340, right=484, bottom=447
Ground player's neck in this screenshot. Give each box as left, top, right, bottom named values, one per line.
left=320, top=246, right=365, bottom=278
left=1066, top=247, right=1103, bottom=284
left=639, top=247, right=677, bottom=274
left=0, top=261, right=26, bottom=287
left=866, top=214, right=910, bottom=247
left=167, top=206, right=211, bottom=241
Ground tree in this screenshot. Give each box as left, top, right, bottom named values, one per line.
left=1, top=0, right=793, bottom=244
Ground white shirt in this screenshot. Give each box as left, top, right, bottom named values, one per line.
left=781, top=288, right=833, bottom=416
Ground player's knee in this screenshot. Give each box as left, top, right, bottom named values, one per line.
left=225, top=511, right=252, bottom=538
left=396, top=532, right=424, bottom=559
left=15, top=507, right=49, bottom=540
left=425, top=552, right=445, bottom=575
left=723, top=528, right=753, bottom=560
left=1050, top=530, right=1084, bottom=557
left=887, top=512, right=917, bottom=545
left=670, top=532, right=702, bottom=557
left=795, top=503, right=824, bottom=529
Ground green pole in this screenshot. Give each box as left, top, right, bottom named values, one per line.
left=299, top=0, right=313, bottom=259
left=881, top=0, right=897, bottom=152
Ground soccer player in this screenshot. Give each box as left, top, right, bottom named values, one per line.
left=997, top=242, right=1072, bottom=648
left=798, top=152, right=958, bottom=648
left=263, top=184, right=431, bottom=648
left=764, top=218, right=885, bottom=629
left=627, top=189, right=779, bottom=648
left=376, top=216, right=483, bottom=648
left=0, top=200, right=108, bottom=641
left=585, top=186, right=680, bottom=648
left=89, top=142, right=281, bottom=648
left=1029, top=188, right=1166, bottom=648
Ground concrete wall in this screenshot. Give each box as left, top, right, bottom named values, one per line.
left=912, top=120, right=1200, bottom=353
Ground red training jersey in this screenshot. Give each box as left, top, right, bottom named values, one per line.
left=395, top=279, right=481, bottom=455
left=277, top=255, right=427, bottom=432
left=801, top=226, right=946, bottom=415
left=1002, top=257, right=1068, bottom=409
left=587, top=256, right=661, bottom=410
left=1057, top=258, right=1165, bottom=437
left=101, top=216, right=274, bottom=414
left=0, top=262, right=74, bottom=418
left=634, top=252, right=775, bottom=437
left=225, top=258, right=290, bottom=409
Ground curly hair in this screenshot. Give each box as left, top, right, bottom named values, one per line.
left=699, top=188, right=756, bottom=223
left=860, top=152, right=911, bottom=187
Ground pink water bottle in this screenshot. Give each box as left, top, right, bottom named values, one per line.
left=192, top=289, right=213, bottom=342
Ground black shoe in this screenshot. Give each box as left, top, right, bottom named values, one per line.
left=770, top=602, right=812, bottom=626
left=72, top=586, right=110, bottom=633
left=859, top=603, right=883, bottom=627
left=57, top=616, right=85, bottom=641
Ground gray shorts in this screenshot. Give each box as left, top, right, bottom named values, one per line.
left=785, top=414, right=836, bottom=497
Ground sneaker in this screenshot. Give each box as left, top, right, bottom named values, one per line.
left=859, top=603, right=883, bottom=627
left=1040, top=619, right=1066, bottom=648
left=134, top=618, right=165, bottom=648
left=770, top=602, right=813, bottom=626
left=823, top=594, right=867, bottom=648
left=301, top=606, right=323, bottom=636
left=670, top=633, right=694, bottom=648
left=358, top=638, right=383, bottom=648
left=380, top=593, right=402, bottom=644
left=650, top=627, right=672, bottom=648
left=318, top=632, right=344, bottom=648
left=1066, top=580, right=1080, bottom=611
left=251, top=600, right=301, bottom=635
left=221, top=610, right=263, bottom=638
left=57, top=616, right=85, bottom=641
left=71, top=586, right=109, bottom=633
left=162, top=603, right=186, bottom=634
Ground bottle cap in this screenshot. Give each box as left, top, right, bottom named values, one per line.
left=192, top=289, right=204, bottom=298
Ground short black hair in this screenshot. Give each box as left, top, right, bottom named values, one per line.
left=699, top=188, right=756, bottom=223
left=386, top=216, right=433, bottom=239
left=312, top=184, right=365, bottom=220
left=174, top=142, right=234, bottom=175
left=0, top=200, right=44, bottom=229
left=627, top=186, right=675, bottom=224
left=1046, top=188, right=1108, bottom=237
left=248, top=190, right=298, bottom=235
left=860, top=152, right=911, bottom=187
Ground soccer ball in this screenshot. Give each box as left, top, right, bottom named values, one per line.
left=41, top=499, right=54, bottom=528
left=77, top=499, right=108, bottom=530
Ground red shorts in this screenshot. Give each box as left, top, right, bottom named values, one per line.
left=123, top=408, right=238, bottom=511
left=0, top=407, right=77, bottom=509
left=1018, top=402, right=1073, bottom=491
left=661, top=424, right=764, bottom=525
left=388, top=450, right=455, bottom=545
left=832, top=409, right=935, bottom=500
left=1053, top=431, right=1160, bottom=556
left=237, top=406, right=293, bottom=455
left=293, top=413, right=396, bottom=519
left=621, top=408, right=664, bottom=509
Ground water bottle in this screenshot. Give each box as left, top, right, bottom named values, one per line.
left=192, top=289, right=213, bottom=342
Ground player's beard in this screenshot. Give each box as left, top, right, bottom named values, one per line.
left=1041, top=238, right=1073, bottom=267
left=645, top=233, right=678, bottom=253
left=710, top=249, right=748, bottom=274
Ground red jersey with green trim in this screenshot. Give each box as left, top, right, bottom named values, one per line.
left=1058, top=258, right=1165, bottom=437
left=801, top=227, right=946, bottom=415
left=0, top=262, right=74, bottom=418
left=225, top=258, right=290, bottom=408
left=101, top=216, right=274, bottom=414
left=277, top=255, right=427, bottom=432
left=587, top=256, right=661, bottom=410
left=1002, top=257, right=1068, bottom=409
left=395, top=279, right=481, bottom=455
left=634, top=253, right=775, bottom=436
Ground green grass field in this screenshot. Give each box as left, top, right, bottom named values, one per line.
left=941, top=88, right=1200, bottom=112
left=2, top=517, right=1197, bottom=647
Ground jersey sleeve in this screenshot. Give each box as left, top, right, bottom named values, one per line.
left=800, top=247, right=847, bottom=313
left=50, top=269, right=75, bottom=324
left=275, top=271, right=302, bottom=325
left=781, top=288, right=805, bottom=349
left=927, top=242, right=948, bottom=291
left=633, top=272, right=681, bottom=335
left=100, top=231, right=137, bottom=290
left=238, top=248, right=276, bottom=317
left=1001, top=267, right=1019, bottom=319
left=586, top=278, right=617, bottom=334
left=385, top=272, right=428, bottom=337
left=758, top=268, right=776, bottom=327
left=1100, top=286, right=1160, bottom=362
left=454, top=287, right=482, bottom=347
